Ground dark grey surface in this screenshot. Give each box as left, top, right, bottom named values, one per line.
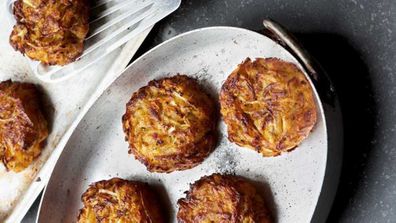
left=23, top=0, right=396, bottom=222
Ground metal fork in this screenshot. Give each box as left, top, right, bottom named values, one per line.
left=6, top=0, right=181, bottom=82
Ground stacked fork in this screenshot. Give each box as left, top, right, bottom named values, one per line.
left=6, top=0, right=181, bottom=82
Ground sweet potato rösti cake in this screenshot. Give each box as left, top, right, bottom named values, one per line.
left=122, top=75, right=217, bottom=173
left=177, top=173, right=273, bottom=223
left=77, top=178, right=165, bottom=223
left=9, top=0, right=89, bottom=65
left=220, top=58, right=317, bottom=157
left=0, top=80, right=48, bottom=172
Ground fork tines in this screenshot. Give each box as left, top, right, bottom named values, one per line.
left=82, top=0, right=155, bottom=59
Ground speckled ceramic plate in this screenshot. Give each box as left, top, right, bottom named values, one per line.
left=38, top=26, right=328, bottom=222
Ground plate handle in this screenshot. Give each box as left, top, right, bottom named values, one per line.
left=262, top=19, right=336, bottom=106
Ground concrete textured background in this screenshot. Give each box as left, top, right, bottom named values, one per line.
left=23, top=0, right=395, bottom=222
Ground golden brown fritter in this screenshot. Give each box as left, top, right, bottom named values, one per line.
left=122, top=75, right=217, bottom=173
left=220, top=58, right=317, bottom=157
left=77, top=178, right=165, bottom=223
left=177, top=173, right=273, bottom=223
left=9, top=0, right=89, bottom=66
left=0, top=80, right=48, bottom=172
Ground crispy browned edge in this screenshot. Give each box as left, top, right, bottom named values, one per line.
left=219, top=57, right=317, bottom=157
left=177, top=173, right=273, bottom=223
left=0, top=80, right=48, bottom=172
left=9, top=0, right=89, bottom=65
left=77, top=177, right=166, bottom=223
left=122, top=74, right=218, bottom=173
